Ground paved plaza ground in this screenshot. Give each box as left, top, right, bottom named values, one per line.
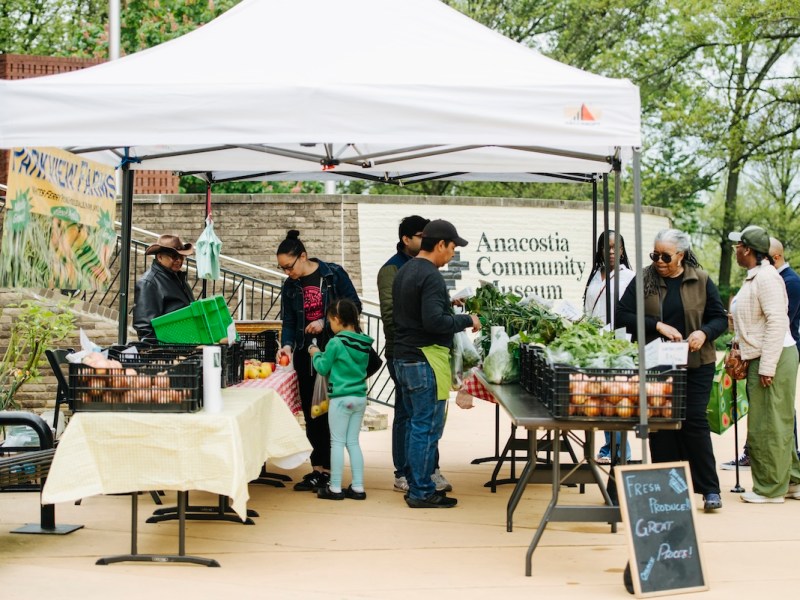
left=1, top=395, right=799, bottom=599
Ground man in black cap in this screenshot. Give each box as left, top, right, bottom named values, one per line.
left=133, top=234, right=196, bottom=340
left=392, top=219, right=481, bottom=508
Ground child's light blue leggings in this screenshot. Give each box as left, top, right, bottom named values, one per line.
left=328, top=395, right=367, bottom=491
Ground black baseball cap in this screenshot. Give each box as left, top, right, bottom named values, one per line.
left=422, top=219, right=468, bottom=247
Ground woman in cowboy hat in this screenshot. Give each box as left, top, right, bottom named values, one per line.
left=133, top=234, right=195, bottom=340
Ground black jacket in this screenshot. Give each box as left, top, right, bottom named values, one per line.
left=133, top=259, right=195, bottom=340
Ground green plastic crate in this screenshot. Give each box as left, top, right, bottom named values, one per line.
left=152, top=296, right=233, bottom=344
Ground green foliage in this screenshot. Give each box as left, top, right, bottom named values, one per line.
left=0, top=299, right=76, bottom=410
left=179, top=176, right=323, bottom=195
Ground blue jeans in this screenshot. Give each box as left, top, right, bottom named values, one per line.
left=394, top=359, right=445, bottom=500
left=328, top=395, right=367, bottom=491
left=387, top=359, right=410, bottom=478
left=598, top=431, right=631, bottom=460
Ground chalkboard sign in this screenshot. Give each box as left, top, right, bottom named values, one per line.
left=615, top=462, right=708, bottom=597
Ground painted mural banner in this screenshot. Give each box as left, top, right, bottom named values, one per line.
left=0, top=147, right=117, bottom=290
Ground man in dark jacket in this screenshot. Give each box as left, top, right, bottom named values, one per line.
left=393, top=219, right=481, bottom=508
left=378, top=215, right=445, bottom=494
left=133, top=234, right=195, bottom=340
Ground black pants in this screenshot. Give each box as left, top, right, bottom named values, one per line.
left=294, top=342, right=331, bottom=470
left=650, top=362, right=720, bottom=495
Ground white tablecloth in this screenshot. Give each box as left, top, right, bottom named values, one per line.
left=42, top=388, right=311, bottom=520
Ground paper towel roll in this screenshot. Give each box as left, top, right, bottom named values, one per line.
left=203, top=345, right=223, bottom=413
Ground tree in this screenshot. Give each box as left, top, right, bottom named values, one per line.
left=0, top=0, right=105, bottom=55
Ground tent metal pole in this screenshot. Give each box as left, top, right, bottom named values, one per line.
left=602, top=174, right=611, bottom=321
left=631, top=147, right=649, bottom=462
left=117, top=158, right=134, bottom=345
left=613, top=153, right=622, bottom=309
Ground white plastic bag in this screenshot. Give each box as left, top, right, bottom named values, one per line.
left=482, top=326, right=519, bottom=384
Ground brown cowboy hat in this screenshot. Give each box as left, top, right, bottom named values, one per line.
left=145, top=234, right=195, bottom=256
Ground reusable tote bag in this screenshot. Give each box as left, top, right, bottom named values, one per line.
left=707, top=358, right=749, bottom=435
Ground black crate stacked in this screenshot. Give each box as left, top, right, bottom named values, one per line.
left=545, top=363, right=686, bottom=421
left=68, top=359, right=202, bottom=413
left=109, top=342, right=242, bottom=388
left=239, top=331, right=280, bottom=363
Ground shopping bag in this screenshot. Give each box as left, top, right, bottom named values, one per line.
left=196, top=217, right=222, bottom=280
left=366, top=347, right=383, bottom=378
left=310, top=372, right=329, bottom=419
left=707, top=358, right=748, bottom=434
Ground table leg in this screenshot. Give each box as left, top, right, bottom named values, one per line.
left=148, top=492, right=257, bottom=524
left=96, top=491, right=220, bottom=567
left=506, top=430, right=537, bottom=532
left=471, top=403, right=502, bottom=464
left=525, top=427, right=562, bottom=577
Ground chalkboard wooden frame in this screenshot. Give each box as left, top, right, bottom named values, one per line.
left=615, top=462, right=708, bottom=597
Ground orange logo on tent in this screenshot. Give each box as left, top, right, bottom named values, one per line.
left=564, top=104, right=601, bottom=123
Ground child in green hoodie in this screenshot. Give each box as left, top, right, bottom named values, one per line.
left=309, top=298, right=374, bottom=500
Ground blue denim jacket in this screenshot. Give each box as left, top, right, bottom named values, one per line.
left=280, top=258, right=362, bottom=351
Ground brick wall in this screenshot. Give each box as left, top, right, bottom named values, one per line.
left=0, top=53, right=179, bottom=193
left=131, top=195, right=363, bottom=291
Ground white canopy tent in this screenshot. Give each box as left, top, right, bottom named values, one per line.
left=0, top=0, right=650, bottom=421
left=0, top=0, right=640, bottom=183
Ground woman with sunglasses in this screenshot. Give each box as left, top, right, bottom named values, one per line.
left=616, top=228, right=727, bottom=511
left=276, top=229, right=362, bottom=492
left=133, top=234, right=196, bottom=341
left=728, top=225, right=800, bottom=503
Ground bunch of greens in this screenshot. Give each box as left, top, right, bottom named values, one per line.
left=546, top=319, right=638, bottom=369
left=466, top=283, right=566, bottom=356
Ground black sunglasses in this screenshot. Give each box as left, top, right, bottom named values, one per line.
left=649, top=251, right=676, bottom=264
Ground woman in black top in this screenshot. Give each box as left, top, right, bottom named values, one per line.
left=616, top=228, right=727, bottom=511
left=276, top=230, right=361, bottom=492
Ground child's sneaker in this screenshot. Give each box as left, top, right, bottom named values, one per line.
left=317, top=484, right=344, bottom=500
left=720, top=454, right=750, bottom=470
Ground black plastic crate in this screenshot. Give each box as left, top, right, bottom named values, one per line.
left=109, top=342, right=241, bottom=388
left=239, top=330, right=279, bottom=363
left=532, top=350, right=686, bottom=422
left=68, top=359, right=202, bottom=413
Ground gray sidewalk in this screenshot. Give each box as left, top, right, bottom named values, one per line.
left=1, top=396, right=798, bottom=599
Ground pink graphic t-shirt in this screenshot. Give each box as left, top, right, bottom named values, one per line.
left=300, top=270, right=323, bottom=324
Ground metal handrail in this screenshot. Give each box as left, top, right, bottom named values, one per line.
left=69, top=227, right=395, bottom=406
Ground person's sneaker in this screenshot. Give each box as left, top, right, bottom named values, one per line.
left=345, top=485, right=367, bottom=500
left=405, top=492, right=458, bottom=508
left=293, top=471, right=328, bottom=492
left=393, top=476, right=409, bottom=493
left=596, top=455, right=612, bottom=465
left=317, top=484, right=345, bottom=500
left=740, top=491, right=784, bottom=504
left=432, top=469, right=453, bottom=492
left=720, top=454, right=750, bottom=470
left=785, top=483, right=800, bottom=500
left=703, top=493, right=722, bottom=512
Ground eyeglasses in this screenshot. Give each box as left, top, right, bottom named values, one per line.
left=160, top=252, right=183, bottom=262
left=649, top=251, right=676, bottom=263
left=278, top=255, right=300, bottom=273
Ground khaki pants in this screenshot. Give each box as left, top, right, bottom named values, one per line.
left=747, top=346, right=800, bottom=497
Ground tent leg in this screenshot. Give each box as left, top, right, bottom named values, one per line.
left=118, top=158, right=135, bottom=345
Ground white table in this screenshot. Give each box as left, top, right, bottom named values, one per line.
left=43, top=388, right=311, bottom=566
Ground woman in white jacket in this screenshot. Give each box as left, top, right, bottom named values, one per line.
left=583, top=230, right=635, bottom=463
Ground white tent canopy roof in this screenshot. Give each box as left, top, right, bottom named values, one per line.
left=0, top=0, right=640, bottom=183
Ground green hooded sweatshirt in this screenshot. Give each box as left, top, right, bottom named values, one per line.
left=311, top=330, right=375, bottom=398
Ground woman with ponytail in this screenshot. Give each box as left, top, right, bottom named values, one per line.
left=276, top=230, right=362, bottom=492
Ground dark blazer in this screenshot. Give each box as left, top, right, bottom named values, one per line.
left=779, top=265, right=800, bottom=354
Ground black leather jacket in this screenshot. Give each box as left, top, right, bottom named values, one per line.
left=133, top=259, right=195, bottom=340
